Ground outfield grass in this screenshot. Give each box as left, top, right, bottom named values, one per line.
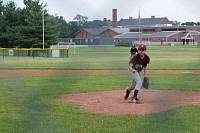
left=0, top=45, right=200, bottom=133
left=0, top=45, right=199, bottom=70
left=0, top=74, right=200, bottom=133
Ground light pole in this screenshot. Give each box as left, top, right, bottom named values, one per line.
left=138, top=5, right=141, bottom=44
left=43, top=10, right=44, bottom=49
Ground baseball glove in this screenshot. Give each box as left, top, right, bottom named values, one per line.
left=142, top=77, right=149, bottom=89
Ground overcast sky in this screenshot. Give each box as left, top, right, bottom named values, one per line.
left=3, top=0, right=200, bottom=23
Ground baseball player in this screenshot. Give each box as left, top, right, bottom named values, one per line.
left=130, top=42, right=138, bottom=60
left=124, top=44, right=150, bottom=104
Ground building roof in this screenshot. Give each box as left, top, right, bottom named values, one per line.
left=83, top=27, right=109, bottom=35
left=150, top=31, right=177, bottom=38
left=114, top=32, right=140, bottom=38
left=114, top=31, right=177, bottom=39
left=105, top=28, right=129, bottom=34
left=78, top=27, right=129, bottom=36
left=189, top=31, right=200, bottom=36
left=118, top=17, right=167, bottom=27
left=181, top=32, right=193, bottom=39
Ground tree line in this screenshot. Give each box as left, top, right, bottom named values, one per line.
left=1, top=0, right=199, bottom=48
left=171, top=20, right=200, bottom=26
left=0, top=0, right=87, bottom=48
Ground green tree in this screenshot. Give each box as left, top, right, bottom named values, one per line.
left=1, top=1, right=24, bottom=48
left=15, top=0, right=58, bottom=48
left=0, top=0, right=68, bottom=48
left=171, top=20, right=181, bottom=26
left=73, top=14, right=88, bottom=26
left=0, top=0, right=6, bottom=47
left=43, top=14, right=59, bottom=47
left=22, top=0, right=46, bottom=48
left=67, top=14, right=90, bottom=38
left=181, top=22, right=196, bottom=26
left=68, top=21, right=81, bottom=38
left=196, top=21, right=200, bottom=26
left=52, top=15, right=70, bottom=38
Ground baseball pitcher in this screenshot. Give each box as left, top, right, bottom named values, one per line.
left=124, top=44, right=150, bottom=104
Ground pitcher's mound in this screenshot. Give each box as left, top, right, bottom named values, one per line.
left=56, top=90, right=200, bottom=115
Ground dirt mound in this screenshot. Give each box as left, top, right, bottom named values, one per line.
left=56, top=90, right=200, bottom=115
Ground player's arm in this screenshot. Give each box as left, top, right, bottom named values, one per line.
left=129, top=63, right=135, bottom=74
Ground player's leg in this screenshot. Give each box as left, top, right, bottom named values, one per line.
left=131, top=71, right=142, bottom=103
left=124, top=80, right=136, bottom=100
left=124, top=69, right=136, bottom=100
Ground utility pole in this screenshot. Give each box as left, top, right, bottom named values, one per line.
left=176, top=22, right=178, bottom=45
left=43, top=10, right=44, bottom=49
left=138, top=5, right=141, bottom=43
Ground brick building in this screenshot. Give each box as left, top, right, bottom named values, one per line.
left=75, top=27, right=129, bottom=39
left=74, top=9, right=200, bottom=45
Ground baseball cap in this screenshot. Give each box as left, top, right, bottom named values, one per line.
left=138, top=44, right=147, bottom=51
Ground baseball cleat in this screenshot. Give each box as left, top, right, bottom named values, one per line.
left=132, top=97, right=139, bottom=104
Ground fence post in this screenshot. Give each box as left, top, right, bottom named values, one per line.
left=3, top=49, right=4, bottom=59
left=67, top=49, right=69, bottom=58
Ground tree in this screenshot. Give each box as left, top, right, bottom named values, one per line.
left=73, top=14, right=88, bottom=26
left=0, top=0, right=6, bottom=47
left=171, top=20, right=181, bottom=26
left=0, top=0, right=71, bottom=48
left=196, top=21, right=200, bottom=26
left=0, top=1, right=23, bottom=48
left=16, top=0, right=58, bottom=48
left=66, top=14, right=90, bottom=38
left=68, top=21, right=81, bottom=38
left=52, top=15, right=70, bottom=38
left=43, top=14, right=59, bottom=47
left=181, top=22, right=196, bottom=26
left=22, top=0, right=46, bottom=48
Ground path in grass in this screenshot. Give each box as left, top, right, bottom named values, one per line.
left=0, top=70, right=200, bottom=76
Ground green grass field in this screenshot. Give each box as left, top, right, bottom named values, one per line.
left=0, top=45, right=200, bottom=70
left=0, top=45, right=200, bottom=133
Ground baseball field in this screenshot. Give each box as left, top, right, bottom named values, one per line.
left=0, top=45, right=200, bottom=133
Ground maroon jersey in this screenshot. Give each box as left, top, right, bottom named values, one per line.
left=129, top=54, right=150, bottom=72
left=130, top=47, right=138, bottom=55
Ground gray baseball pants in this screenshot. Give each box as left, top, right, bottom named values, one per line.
left=127, top=68, right=142, bottom=91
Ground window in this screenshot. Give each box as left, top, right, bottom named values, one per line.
left=143, top=29, right=155, bottom=32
